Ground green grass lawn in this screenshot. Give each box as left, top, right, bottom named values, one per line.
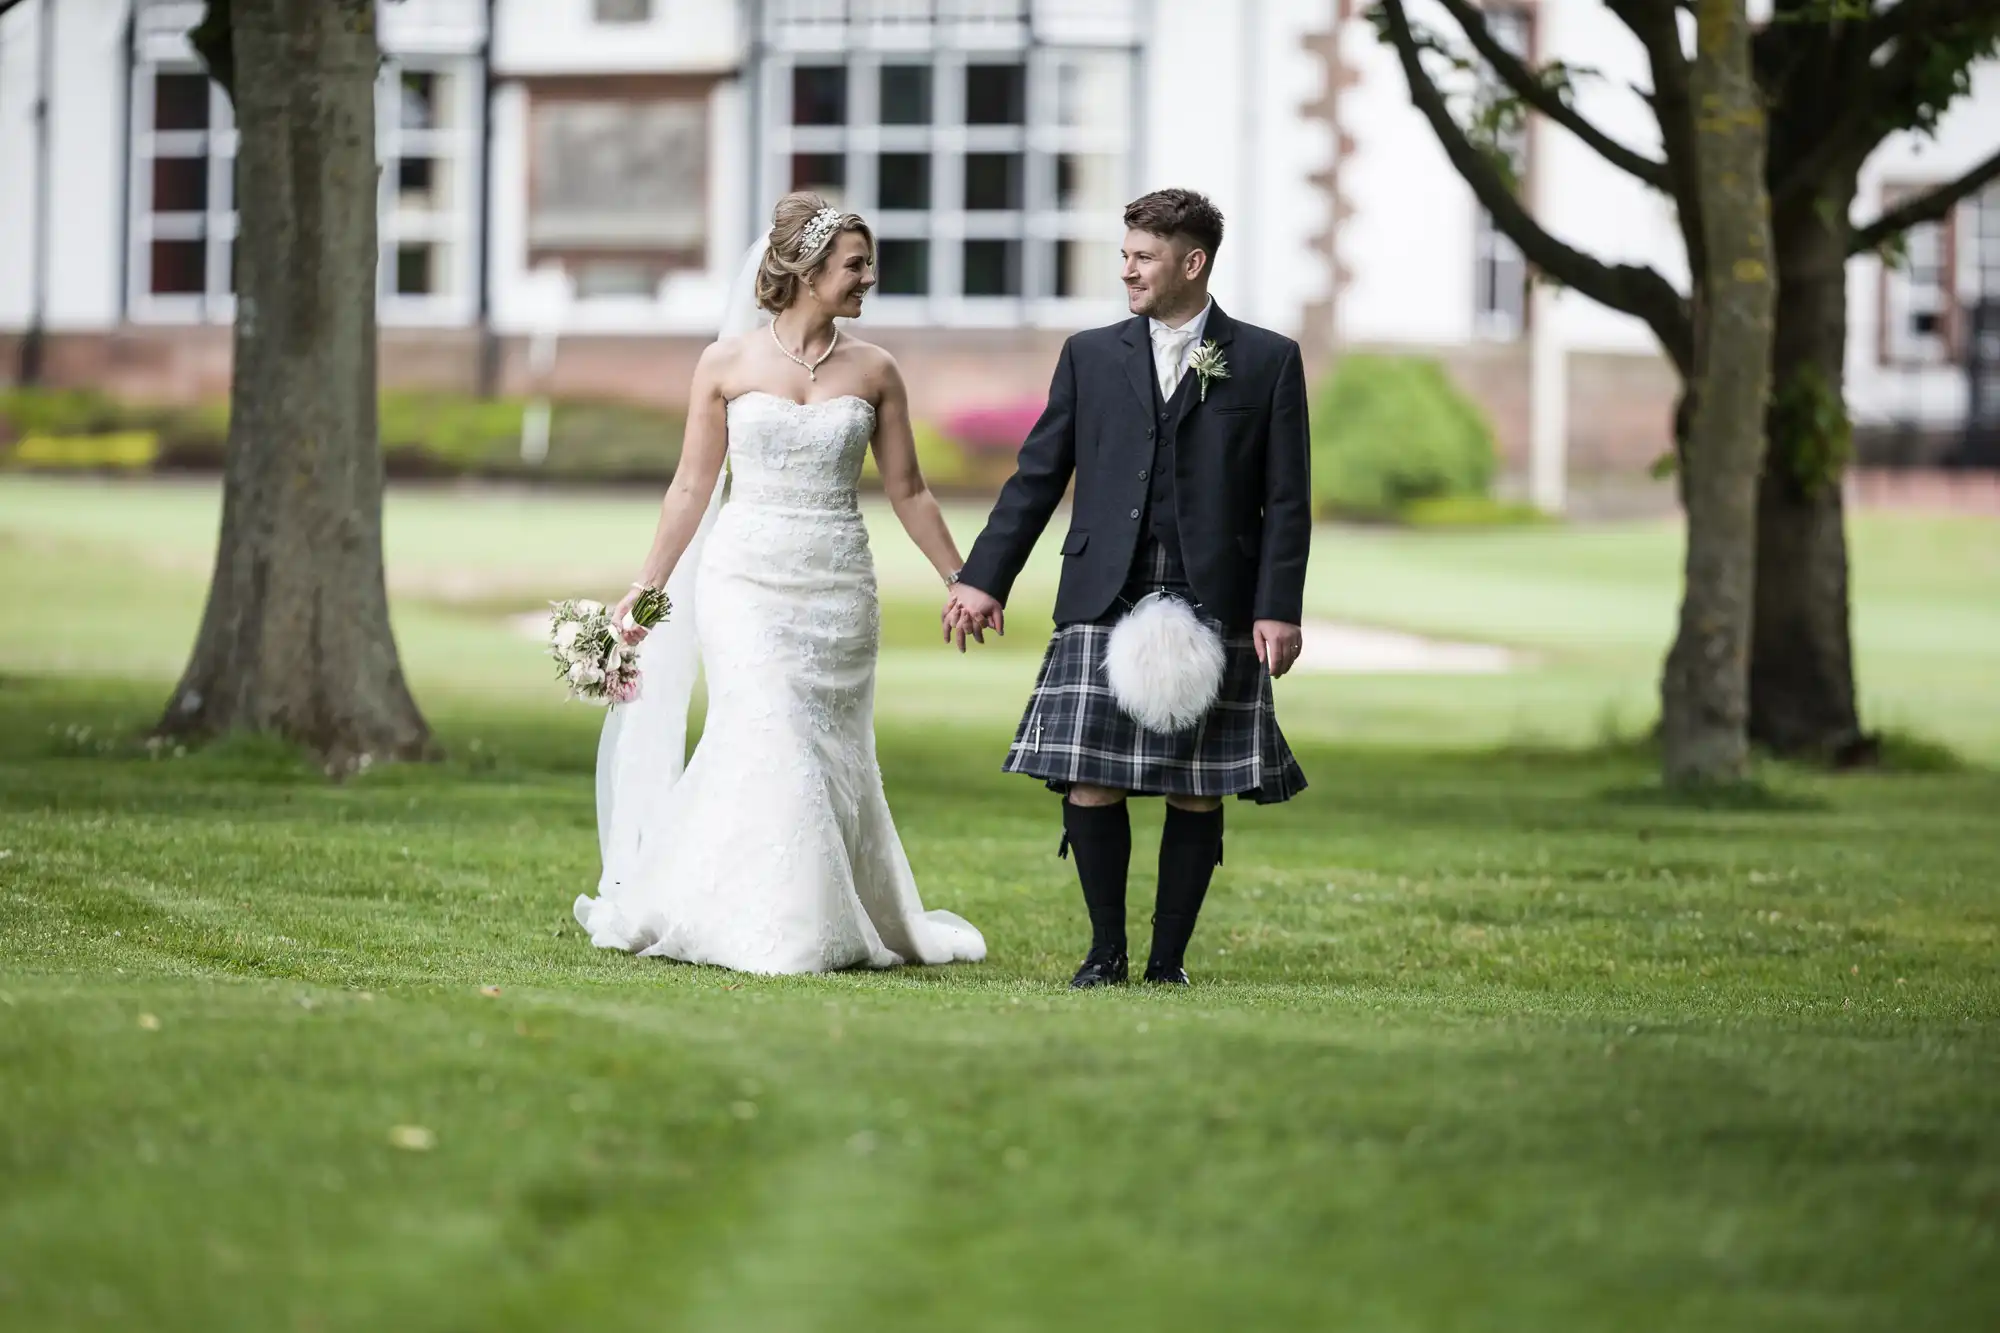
left=2, top=477, right=1997, bottom=1331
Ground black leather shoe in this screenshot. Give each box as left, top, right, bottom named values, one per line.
left=1143, top=960, right=1191, bottom=985
left=1069, top=951, right=1129, bottom=989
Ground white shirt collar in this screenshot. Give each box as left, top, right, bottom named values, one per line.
left=1150, top=298, right=1213, bottom=347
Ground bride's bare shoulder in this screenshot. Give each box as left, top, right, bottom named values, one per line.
left=703, top=331, right=758, bottom=370
left=693, top=333, right=755, bottom=393
left=843, top=335, right=904, bottom=387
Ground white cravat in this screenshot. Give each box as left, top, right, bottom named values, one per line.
left=1149, top=300, right=1212, bottom=401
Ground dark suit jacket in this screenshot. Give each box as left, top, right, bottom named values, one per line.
left=958, top=303, right=1312, bottom=632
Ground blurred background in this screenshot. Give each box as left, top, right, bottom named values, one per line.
left=0, top=0, right=1996, bottom=755
left=2, top=15, right=1998, bottom=1325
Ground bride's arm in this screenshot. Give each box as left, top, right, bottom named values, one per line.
left=611, top=345, right=731, bottom=635
left=870, top=355, right=968, bottom=589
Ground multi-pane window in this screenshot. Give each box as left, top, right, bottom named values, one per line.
left=380, top=62, right=478, bottom=315
left=1967, top=185, right=2000, bottom=452
left=1471, top=5, right=1533, bottom=340
left=129, top=55, right=480, bottom=324
left=128, top=65, right=238, bottom=318
left=765, top=45, right=1134, bottom=323
left=1977, top=183, right=2000, bottom=302
left=1879, top=183, right=1959, bottom=366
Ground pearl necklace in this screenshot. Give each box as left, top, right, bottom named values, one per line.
left=770, top=319, right=840, bottom=382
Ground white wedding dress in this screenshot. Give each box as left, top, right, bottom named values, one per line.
left=572, top=391, right=986, bottom=975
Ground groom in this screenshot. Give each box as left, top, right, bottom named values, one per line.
left=945, top=189, right=1312, bottom=988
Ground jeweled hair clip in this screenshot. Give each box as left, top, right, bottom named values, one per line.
left=798, top=206, right=843, bottom=256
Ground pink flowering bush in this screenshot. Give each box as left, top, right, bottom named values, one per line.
left=942, top=400, right=1046, bottom=457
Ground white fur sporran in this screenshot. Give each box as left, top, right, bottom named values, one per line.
left=1102, top=592, right=1227, bottom=733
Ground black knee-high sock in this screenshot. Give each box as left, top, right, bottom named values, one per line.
left=1151, top=804, right=1224, bottom=969
left=1061, top=800, right=1131, bottom=957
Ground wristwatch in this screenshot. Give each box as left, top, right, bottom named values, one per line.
left=945, top=567, right=963, bottom=587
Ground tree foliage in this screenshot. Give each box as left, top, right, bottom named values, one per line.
left=1371, top=0, right=1999, bottom=764
left=1371, top=0, right=2000, bottom=375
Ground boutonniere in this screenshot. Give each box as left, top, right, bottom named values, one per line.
left=1188, top=340, right=1230, bottom=402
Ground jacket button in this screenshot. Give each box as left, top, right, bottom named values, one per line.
left=1129, top=508, right=1141, bottom=520
left=1138, top=469, right=1148, bottom=480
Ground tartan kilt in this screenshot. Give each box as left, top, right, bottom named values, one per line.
left=1001, top=543, right=1307, bottom=804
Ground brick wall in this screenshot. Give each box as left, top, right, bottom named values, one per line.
left=1407, top=341, right=1681, bottom=476
left=10, top=325, right=1680, bottom=476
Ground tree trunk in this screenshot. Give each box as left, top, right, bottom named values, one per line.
left=1749, top=188, right=1870, bottom=763
left=160, top=0, right=432, bottom=772
left=1660, top=0, right=1774, bottom=786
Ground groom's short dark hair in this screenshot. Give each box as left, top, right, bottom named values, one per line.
left=1124, top=189, right=1225, bottom=261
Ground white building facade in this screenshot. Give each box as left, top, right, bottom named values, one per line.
left=2, top=0, right=1996, bottom=471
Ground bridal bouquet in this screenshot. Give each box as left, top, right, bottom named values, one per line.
left=547, top=589, right=670, bottom=706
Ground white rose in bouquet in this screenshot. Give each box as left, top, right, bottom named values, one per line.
left=547, top=596, right=647, bottom=705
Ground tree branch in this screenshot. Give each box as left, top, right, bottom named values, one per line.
left=1432, top=0, right=1671, bottom=190
left=1375, top=0, right=1694, bottom=374
left=1607, top=0, right=1706, bottom=293
left=1850, top=146, right=2000, bottom=253
left=1770, top=99, right=1872, bottom=208
left=191, top=0, right=235, bottom=101
left=1866, top=0, right=1994, bottom=52
left=1779, top=0, right=2000, bottom=206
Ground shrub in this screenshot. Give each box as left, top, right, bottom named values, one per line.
left=942, top=400, right=1043, bottom=457
left=541, top=400, right=684, bottom=481
left=8, top=431, right=160, bottom=471
left=1, top=389, right=169, bottom=472
left=0, top=388, right=686, bottom=482
left=860, top=420, right=973, bottom=490
left=1400, top=495, right=1550, bottom=529
left=379, top=392, right=527, bottom=467
left=0, top=387, right=131, bottom=441
left=1309, top=354, right=1497, bottom=520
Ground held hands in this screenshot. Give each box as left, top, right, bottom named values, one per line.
left=942, top=583, right=1005, bottom=653
left=1253, top=620, right=1304, bottom=678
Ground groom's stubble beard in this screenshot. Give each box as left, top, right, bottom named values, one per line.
left=1126, top=246, right=1211, bottom=326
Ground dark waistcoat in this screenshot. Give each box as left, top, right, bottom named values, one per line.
left=1135, top=352, right=1200, bottom=580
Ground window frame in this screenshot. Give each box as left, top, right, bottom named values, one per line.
left=127, top=50, right=483, bottom=328
left=1468, top=1, right=1536, bottom=343
left=522, top=75, right=716, bottom=305
left=127, top=62, right=240, bottom=323
left=377, top=55, right=484, bottom=326
left=1876, top=180, right=1964, bottom=369
left=757, top=41, right=1138, bottom=329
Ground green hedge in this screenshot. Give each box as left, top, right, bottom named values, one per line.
left=1309, top=354, right=1498, bottom=520
left=0, top=387, right=1005, bottom=493
left=0, top=388, right=686, bottom=483
left=860, top=420, right=975, bottom=490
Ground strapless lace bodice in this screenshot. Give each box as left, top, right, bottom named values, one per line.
left=724, top=392, right=876, bottom=512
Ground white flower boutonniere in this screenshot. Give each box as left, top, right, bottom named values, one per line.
left=1188, top=340, right=1230, bottom=403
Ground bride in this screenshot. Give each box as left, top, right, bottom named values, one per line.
left=572, top=193, right=987, bottom=975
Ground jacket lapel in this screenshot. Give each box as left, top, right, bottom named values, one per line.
left=1120, top=317, right=1156, bottom=418
left=1174, top=301, right=1236, bottom=427
left=1124, top=302, right=1239, bottom=423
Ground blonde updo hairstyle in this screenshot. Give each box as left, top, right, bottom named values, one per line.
left=756, top=191, right=875, bottom=315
